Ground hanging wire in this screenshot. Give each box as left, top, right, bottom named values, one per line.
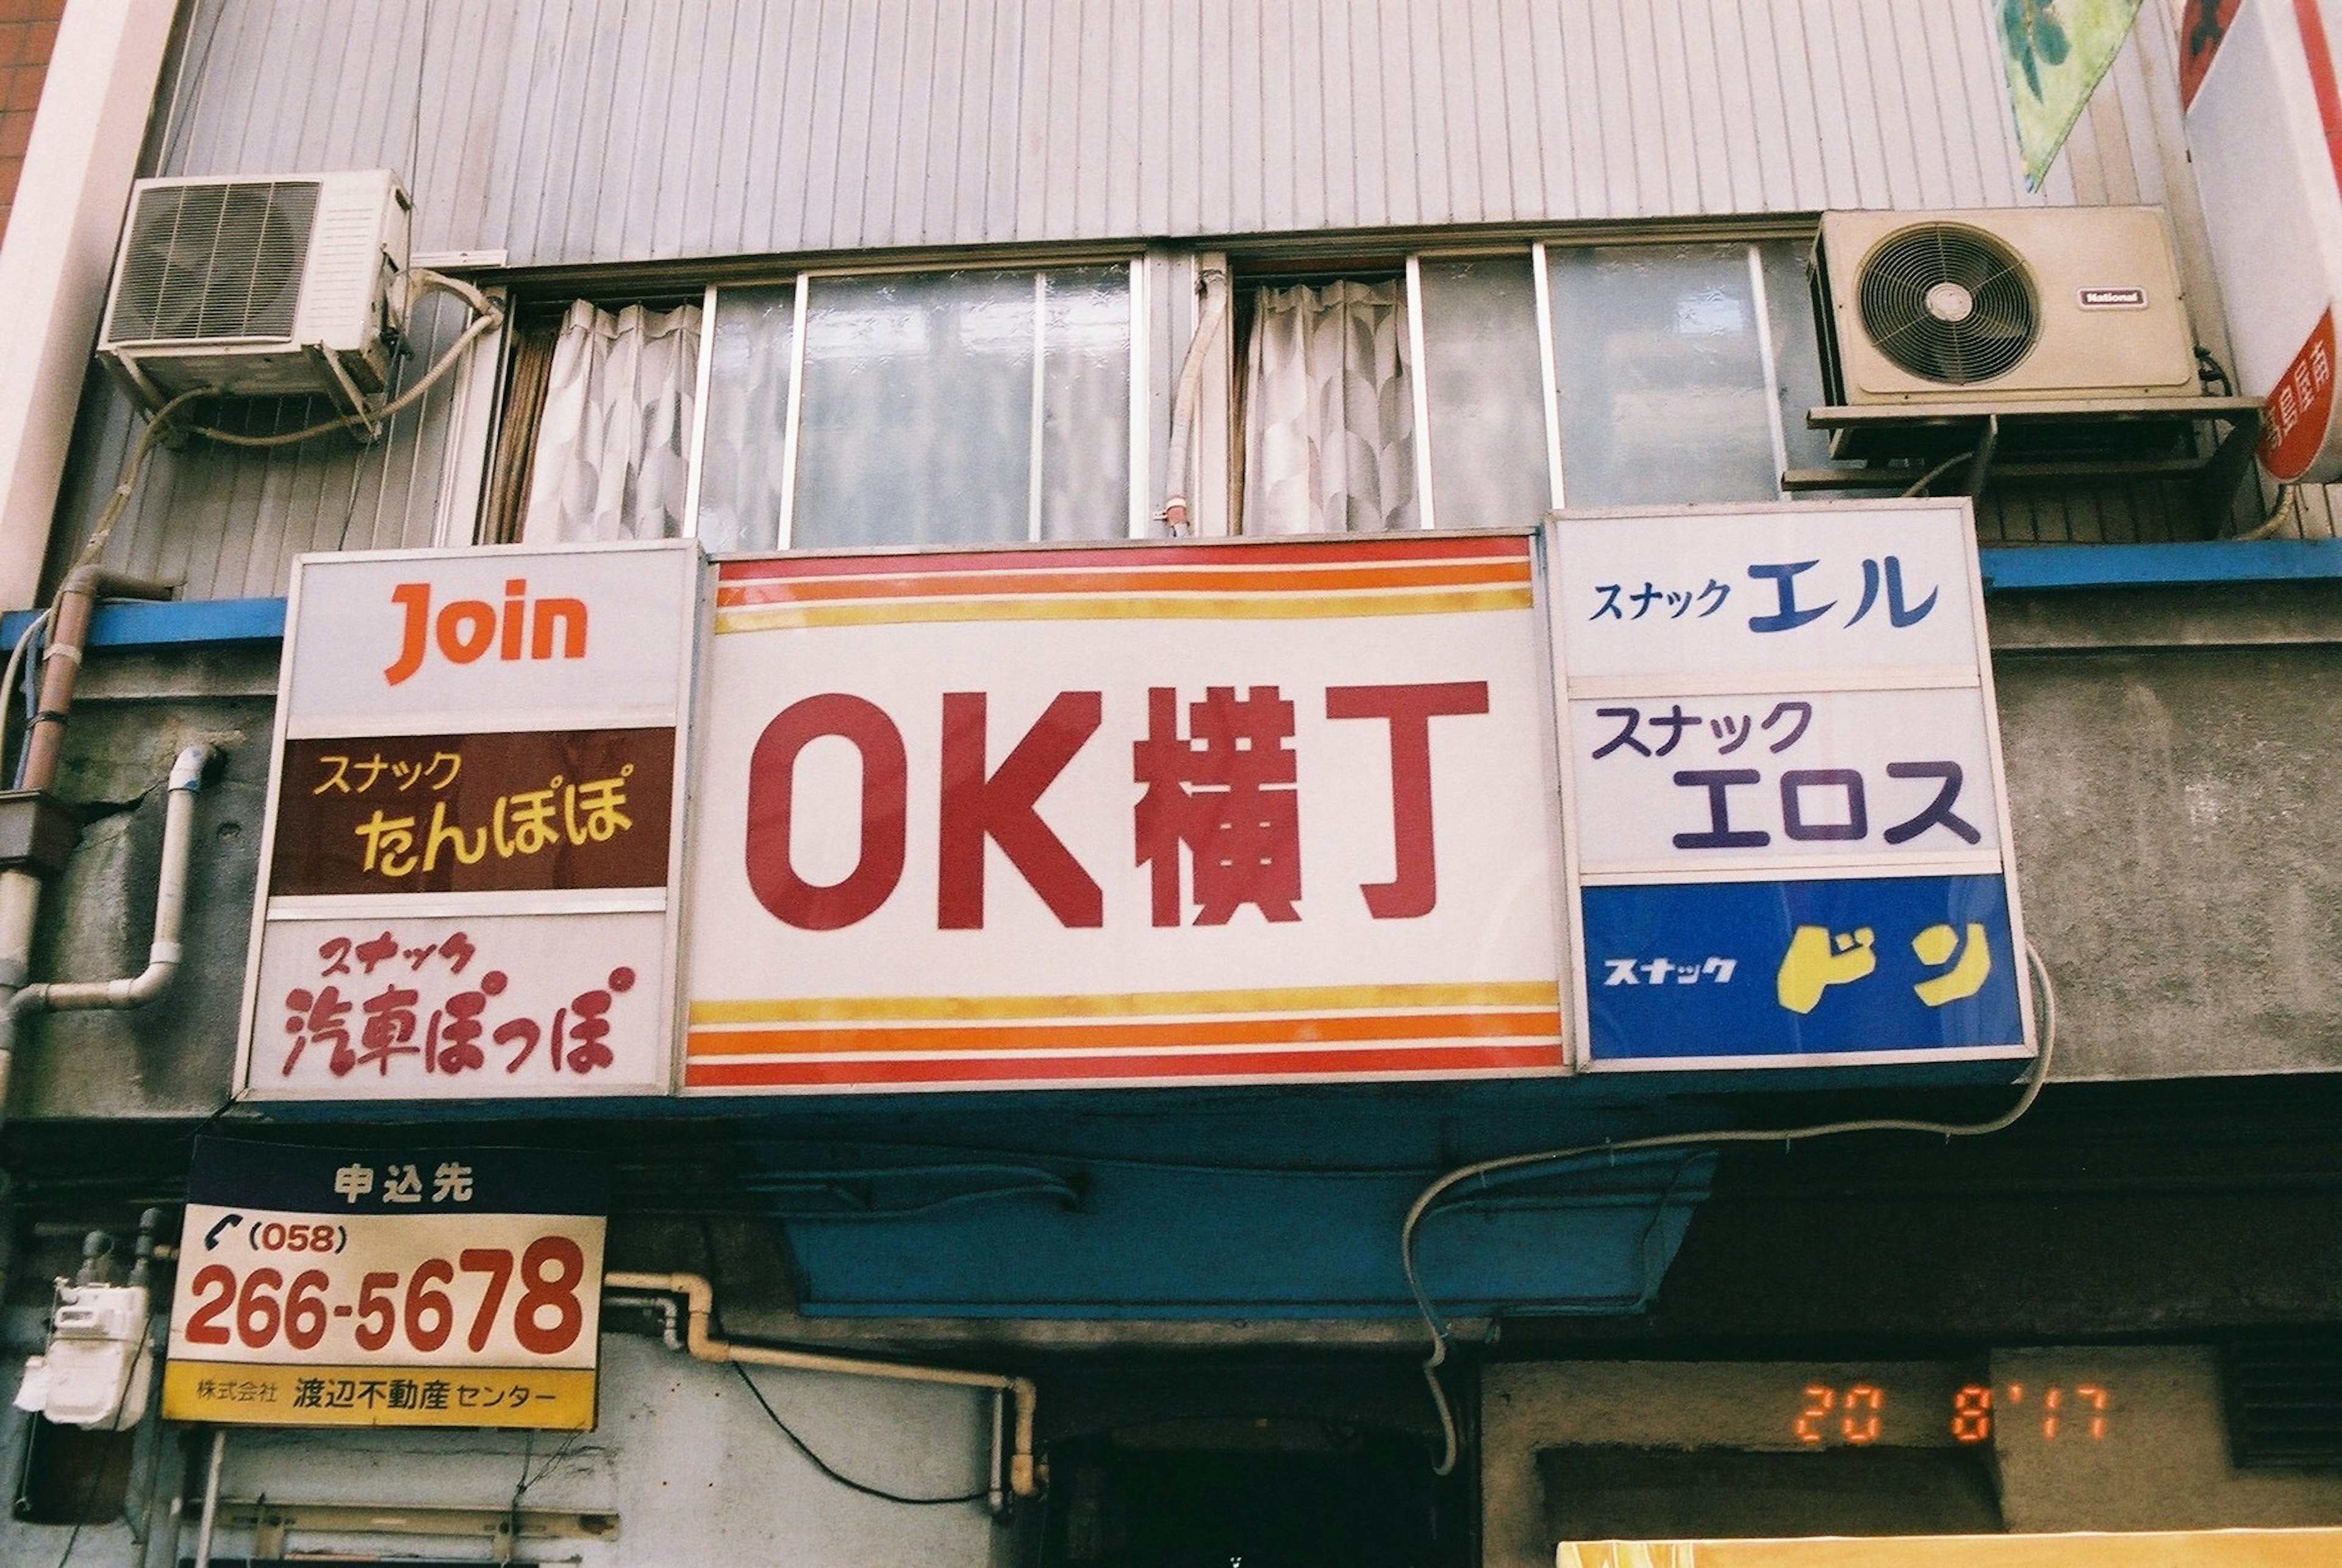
left=731, top=1363, right=990, bottom=1508
left=183, top=271, right=502, bottom=449
left=1400, top=940, right=2061, bottom=1477
left=1, top=607, right=51, bottom=789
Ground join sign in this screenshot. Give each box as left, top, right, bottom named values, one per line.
left=238, top=540, right=703, bottom=1102
left=685, top=537, right=1567, bottom=1092
left=1550, top=502, right=2032, bottom=1069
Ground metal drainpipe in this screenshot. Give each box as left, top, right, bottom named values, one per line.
left=0, top=740, right=212, bottom=1112
left=1158, top=267, right=1230, bottom=535
left=189, top=1428, right=226, bottom=1568
left=11, top=742, right=212, bottom=1020
left=603, top=1271, right=1042, bottom=1503
left=0, top=567, right=179, bottom=1120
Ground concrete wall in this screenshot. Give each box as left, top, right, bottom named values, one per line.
left=1991, top=1347, right=2342, bottom=1535
left=0, top=1331, right=1004, bottom=1568
left=1989, top=584, right=2342, bottom=1081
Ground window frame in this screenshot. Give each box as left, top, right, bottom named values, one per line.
left=679, top=254, right=1151, bottom=553
left=1236, top=234, right=1814, bottom=535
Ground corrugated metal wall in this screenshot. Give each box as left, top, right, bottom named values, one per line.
left=49, top=0, right=2321, bottom=598
left=154, top=0, right=2054, bottom=257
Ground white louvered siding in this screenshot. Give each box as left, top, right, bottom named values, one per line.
left=51, top=0, right=2320, bottom=598
left=153, top=0, right=2062, bottom=257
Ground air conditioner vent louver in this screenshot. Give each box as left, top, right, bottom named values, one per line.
left=1857, top=223, right=2040, bottom=386
left=98, top=170, right=407, bottom=421
left=108, top=179, right=320, bottom=344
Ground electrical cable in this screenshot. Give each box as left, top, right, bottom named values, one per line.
left=2194, top=346, right=2235, bottom=398
left=183, top=270, right=503, bottom=449
left=1901, top=448, right=1979, bottom=498
left=1400, top=939, right=2060, bottom=1477
left=2, top=607, right=51, bottom=789
left=731, top=1362, right=991, bottom=1508
left=63, top=386, right=209, bottom=581
left=2235, top=483, right=2299, bottom=542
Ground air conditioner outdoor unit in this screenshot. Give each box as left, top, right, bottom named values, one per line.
left=1810, top=206, right=2199, bottom=405
left=97, top=169, right=410, bottom=420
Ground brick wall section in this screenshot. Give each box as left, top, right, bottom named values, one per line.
left=0, top=0, right=65, bottom=246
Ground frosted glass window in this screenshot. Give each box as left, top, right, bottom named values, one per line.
left=1417, top=256, right=1551, bottom=528
left=1036, top=267, right=1136, bottom=542
left=697, top=284, right=795, bottom=554
left=787, top=266, right=1131, bottom=550
left=1552, top=245, right=1780, bottom=506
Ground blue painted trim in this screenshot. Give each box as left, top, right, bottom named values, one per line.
left=0, top=542, right=2330, bottom=653
left=0, top=596, right=287, bottom=650
left=1979, top=539, right=2342, bottom=590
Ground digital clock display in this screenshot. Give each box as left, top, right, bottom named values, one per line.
left=1794, top=1381, right=2110, bottom=1446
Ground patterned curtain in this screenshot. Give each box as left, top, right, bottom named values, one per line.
left=523, top=299, right=701, bottom=543
left=1242, top=281, right=1417, bottom=534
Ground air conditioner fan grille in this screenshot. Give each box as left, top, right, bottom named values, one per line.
left=1857, top=223, right=2039, bottom=385
left=109, top=180, right=320, bottom=345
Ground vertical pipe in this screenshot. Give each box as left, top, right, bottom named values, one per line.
left=1404, top=255, right=1436, bottom=531
left=189, top=1428, right=224, bottom=1568
left=681, top=283, right=718, bottom=541
left=987, top=1386, right=1006, bottom=1517
left=1532, top=241, right=1565, bottom=512
left=149, top=1428, right=190, bottom=1568
left=1028, top=272, right=1048, bottom=543
left=776, top=274, right=811, bottom=549
left=1749, top=243, right=1791, bottom=498
left=0, top=868, right=40, bottom=1112
left=1126, top=256, right=1148, bottom=539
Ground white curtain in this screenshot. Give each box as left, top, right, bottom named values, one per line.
left=524, top=299, right=701, bottom=543
left=1242, top=281, right=1417, bottom=534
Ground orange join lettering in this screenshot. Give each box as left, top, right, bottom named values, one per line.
left=384, top=579, right=588, bottom=686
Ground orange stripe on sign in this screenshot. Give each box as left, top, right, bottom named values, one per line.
left=714, top=558, right=1531, bottom=607
left=716, top=535, right=1532, bottom=583
left=687, top=1009, right=1561, bottom=1057
left=684, top=1040, right=1566, bottom=1089
left=713, top=586, right=1535, bottom=632
left=689, top=979, right=1562, bottom=1025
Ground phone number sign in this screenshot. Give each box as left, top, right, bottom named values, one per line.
left=163, top=1139, right=607, bottom=1430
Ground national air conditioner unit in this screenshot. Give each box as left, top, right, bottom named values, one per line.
left=1810, top=206, right=2199, bottom=405
left=97, top=170, right=411, bottom=421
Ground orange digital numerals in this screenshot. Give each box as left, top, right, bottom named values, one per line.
left=1794, top=1383, right=1883, bottom=1445
left=1952, top=1383, right=2107, bottom=1442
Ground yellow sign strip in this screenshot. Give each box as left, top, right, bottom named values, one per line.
left=717, top=557, right=1532, bottom=605
left=713, top=585, right=1535, bottom=634
left=1556, top=1530, right=2342, bottom=1568
left=689, top=980, right=1562, bottom=1026
left=162, top=1360, right=595, bottom=1431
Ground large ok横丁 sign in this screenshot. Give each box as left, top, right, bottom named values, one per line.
left=162, top=1139, right=606, bottom=1430
left=237, top=542, right=703, bottom=1101
left=685, top=535, right=1567, bottom=1092
left=1549, top=501, right=2032, bottom=1070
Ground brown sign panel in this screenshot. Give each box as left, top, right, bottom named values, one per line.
left=270, top=728, right=675, bottom=897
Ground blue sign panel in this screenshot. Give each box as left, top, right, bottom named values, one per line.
left=1581, top=873, right=2024, bottom=1064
